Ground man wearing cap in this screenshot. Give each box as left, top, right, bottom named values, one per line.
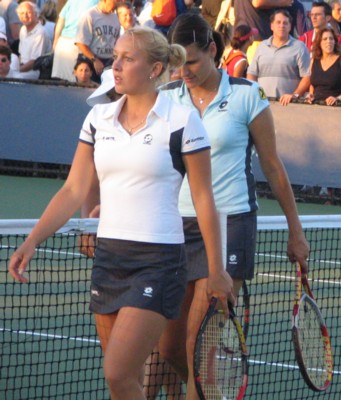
left=0, top=30, right=19, bottom=71
left=0, top=44, right=20, bottom=77
left=247, top=9, right=310, bottom=106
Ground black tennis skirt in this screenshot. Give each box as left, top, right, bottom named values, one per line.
left=89, top=238, right=187, bottom=319
left=183, top=211, right=257, bottom=281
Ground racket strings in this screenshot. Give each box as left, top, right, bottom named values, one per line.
left=298, top=298, right=327, bottom=386
left=200, top=313, right=243, bottom=399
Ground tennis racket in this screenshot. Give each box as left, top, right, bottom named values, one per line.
left=194, top=298, right=248, bottom=400
left=241, top=282, right=250, bottom=340
left=292, top=262, right=333, bottom=391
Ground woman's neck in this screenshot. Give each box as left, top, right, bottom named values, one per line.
left=321, top=52, right=337, bottom=61
left=123, top=91, right=158, bottom=117
left=189, top=69, right=221, bottom=98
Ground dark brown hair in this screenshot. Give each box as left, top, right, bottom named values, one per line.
left=168, top=12, right=224, bottom=65
left=231, top=25, right=253, bottom=50
left=0, top=45, right=11, bottom=61
left=312, top=27, right=340, bottom=59
left=270, top=9, right=293, bottom=24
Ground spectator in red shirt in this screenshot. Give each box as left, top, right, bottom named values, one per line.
left=299, top=1, right=341, bottom=52
left=221, top=24, right=258, bottom=77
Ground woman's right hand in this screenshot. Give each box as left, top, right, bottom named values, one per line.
left=304, top=93, right=314, bottom=104
left=8, top=239, right=36, bottom=283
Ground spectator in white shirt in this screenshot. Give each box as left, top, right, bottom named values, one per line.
left=17, top=1, right=51, bottom=79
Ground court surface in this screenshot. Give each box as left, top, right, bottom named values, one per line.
left=1, top=175, right=340, bottom=399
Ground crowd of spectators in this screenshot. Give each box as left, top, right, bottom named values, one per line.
left=0, top=0, right=340, bottom=105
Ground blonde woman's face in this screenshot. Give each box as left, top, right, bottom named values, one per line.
left=112, top=34, right=154, bottom=95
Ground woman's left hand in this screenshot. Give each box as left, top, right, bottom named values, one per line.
left=287, top=231, right=310, bottom=274
left=207, top=269, right=236, bottom=316
left=325, top=96, right=338, bottom=106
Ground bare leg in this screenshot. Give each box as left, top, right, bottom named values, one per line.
left=159, top=282, right=195, bottom=381
left=143, top=284, right=195, bottom=399
left=95, top=308, right=167, bottom=400
left=144, top=349, right=185, bottom=399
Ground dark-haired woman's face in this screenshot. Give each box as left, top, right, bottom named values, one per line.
left=74, top=62, right=92, bottom=84
left=320, top=31, right=336, bottom=55
left=178, top=43, right=216, bottom=89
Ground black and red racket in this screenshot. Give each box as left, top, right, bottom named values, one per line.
left=292, top=262, right=333, bottom=391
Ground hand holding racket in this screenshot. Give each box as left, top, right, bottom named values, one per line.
left=194, top=297, right=248, bottom=400
left=292, top=262, right=333, bottom=391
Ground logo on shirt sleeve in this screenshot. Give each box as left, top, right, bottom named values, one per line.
left=259, top=87, right=267, bottom=100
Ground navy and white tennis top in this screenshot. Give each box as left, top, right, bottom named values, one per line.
left=79, top=91, right=210, bottom=244
left=163, top=70, right=269, bottom=216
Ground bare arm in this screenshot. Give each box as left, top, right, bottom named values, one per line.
left=53, top=16, right=65, bottom=49
left=75, top=42, right=104, bottom=75
left=183, top=150, right=235, bottom=311
left=279, top=76, right=310, bottom=106
left=252, top=0, right=293, bottom=9
left=233, top=60, right=248, bottom=78
left=19, top=59, right=35, bottom=72
left=249, top=107, right=310, bottom=271
left=246, top=73, right=258, bottom=81
left=80, top=173, right=100, bottom=218
left=8, top=142, right=97, bottom=282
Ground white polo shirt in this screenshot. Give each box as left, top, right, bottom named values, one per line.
left=19, top=22, right=51, bottom=64
left=79, top=91, right=210, bottom=244
left=18, top=22, right=51, bottom=79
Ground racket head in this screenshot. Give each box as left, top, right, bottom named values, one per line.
left=194, top=298, right=248, bottom=400
left=292, top=263, right=333, bottom=391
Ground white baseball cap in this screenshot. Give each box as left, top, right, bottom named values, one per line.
left=86, top=68, right=115, bottom=107
left=0, top=32, right=7, bottom=41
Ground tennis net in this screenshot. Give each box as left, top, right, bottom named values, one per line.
left=1, top=215, right=340, bottom=399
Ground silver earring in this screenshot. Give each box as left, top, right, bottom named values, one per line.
left=149, top=75, right=153, bottom=80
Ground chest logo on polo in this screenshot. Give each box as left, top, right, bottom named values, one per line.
left=143, top=134, right=153, bottom=145
left=143, top=287, right=153, bottom=297
left=218, top=101, right=228, bottom=111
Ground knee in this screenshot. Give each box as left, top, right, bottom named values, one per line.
left=103, top=360, right=141, bottom=395
left=159, top=344, right=184, bottom=367
left=103, top=363, right=123, bottom=391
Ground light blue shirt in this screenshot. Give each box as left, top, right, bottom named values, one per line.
left=247, top=36, right=310, bottom=98
left=60, top=0, right=98, bottom=38
left=163, top=70, right=269, bottom=216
